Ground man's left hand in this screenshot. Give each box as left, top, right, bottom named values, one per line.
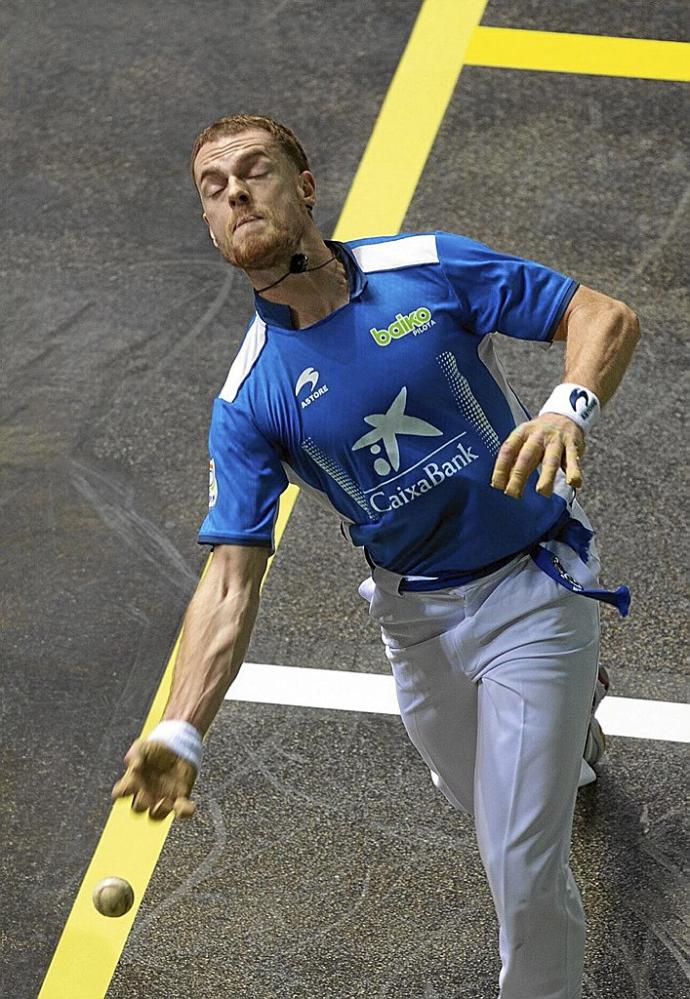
left=490, top=414, right=586, bottom=499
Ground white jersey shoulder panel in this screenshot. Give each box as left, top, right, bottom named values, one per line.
left=351, top=234, right=439, bottom=273
left=219, top=314, right=267, bottom=403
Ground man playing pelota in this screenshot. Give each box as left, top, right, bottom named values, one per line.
left=112, top=114, right=640, bottom=999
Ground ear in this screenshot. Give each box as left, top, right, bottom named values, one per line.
left=299, top=171, right=316, bottom=213
left=203, top=213, right=219, bottom=248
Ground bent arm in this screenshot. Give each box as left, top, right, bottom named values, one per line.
left=162, top=544, right=270, bottom=738
left=551, top=284, right=641, bottom=405
left=490, top=285, right=641, bottom=499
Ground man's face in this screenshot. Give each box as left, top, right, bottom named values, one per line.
left=194, top=128, right=314, bottom=271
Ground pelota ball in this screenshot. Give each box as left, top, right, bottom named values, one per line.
left=92, top=876, right=135, bottom=917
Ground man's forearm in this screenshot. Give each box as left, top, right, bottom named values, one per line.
left=562, top=300, right=640, bottom=406
left=163, top=566, right=261, bottom=738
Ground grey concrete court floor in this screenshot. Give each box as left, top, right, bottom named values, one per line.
left=1, top=1, right=688, bottom=997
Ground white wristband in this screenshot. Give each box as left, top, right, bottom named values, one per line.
left=538, top=383, right=601, bottom=433
left=146, top=720, right=204, bottom=772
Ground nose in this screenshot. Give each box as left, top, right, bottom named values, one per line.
left=226, top=177, right=251, bottom=209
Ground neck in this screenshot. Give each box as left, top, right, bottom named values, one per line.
left=246, top=234, right=349, bottom=329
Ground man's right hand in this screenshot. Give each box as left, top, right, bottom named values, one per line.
left=111, top=738, right=198, bottom=821
left=109, top=544, right=268, bottom=823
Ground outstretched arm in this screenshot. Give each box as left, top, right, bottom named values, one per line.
left=162, top=543, right=269, bottom=735
left=111, top=543, right=269, bottom=820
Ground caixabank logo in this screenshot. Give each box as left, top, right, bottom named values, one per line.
left=352, top=386, right=479, bottom=513
left=299, top=358, right=500, bottom=524
left=369, top=305, right=436, bottom=346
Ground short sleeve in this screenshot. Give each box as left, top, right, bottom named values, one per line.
left=435, top=230, right=579, bottom=342
left=197, top=397, right=288, bottom=551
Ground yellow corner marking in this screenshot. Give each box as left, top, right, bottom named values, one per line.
left=337, top=0, right=490, bottom=240
left=466, top=27, right=690, bottom=83
left=38, top=0, right=489, bottom=995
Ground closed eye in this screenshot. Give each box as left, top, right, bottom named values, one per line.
left=206, top=171, right=267, bottom=197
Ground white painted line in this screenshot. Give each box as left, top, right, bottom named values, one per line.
left=229, top=663, right=399, bottom=715
left=227, top=663, right=690, bottom=744
left=596, top=697, right=689, bottom=744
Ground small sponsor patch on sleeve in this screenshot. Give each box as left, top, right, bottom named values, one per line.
left=208, top=458, right=218, bottom=508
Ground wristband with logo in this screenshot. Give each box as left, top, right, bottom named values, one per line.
left=538, top=383, right=601, bottom=433
left=145, top=720, right=204, bottom=772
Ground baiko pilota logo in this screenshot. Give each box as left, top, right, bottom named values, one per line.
left=369, top=305, right=436, bottom=347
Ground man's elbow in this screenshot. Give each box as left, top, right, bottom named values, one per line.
left=616, top=301, right=641, bottom=341
left=206, top=543, right=270, bottom=604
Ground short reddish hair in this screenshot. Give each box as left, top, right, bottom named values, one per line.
left=189, top=114, right=311, bottom=188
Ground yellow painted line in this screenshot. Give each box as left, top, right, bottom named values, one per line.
left=36, top=499, right=298, bottom=999
left=37, top=1, right=488, bottom=995
left=337, top=0, right=490, bottom=239
left=465, top=26, right=690, bottom=83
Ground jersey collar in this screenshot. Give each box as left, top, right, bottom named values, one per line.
left=252, top=239, right=367, bottom=330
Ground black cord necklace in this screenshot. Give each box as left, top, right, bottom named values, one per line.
left=255, top=252, right=337, bottom=294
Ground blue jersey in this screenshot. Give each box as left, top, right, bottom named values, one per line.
left=198, top=230, right=580, bottom=582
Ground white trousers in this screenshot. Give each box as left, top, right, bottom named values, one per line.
left=358, top=505, right=602, bottom=999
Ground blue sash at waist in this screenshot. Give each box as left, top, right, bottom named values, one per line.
left=389, top=507, right=631, bottom=618
left=528, top=512, right=631, bottom=618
